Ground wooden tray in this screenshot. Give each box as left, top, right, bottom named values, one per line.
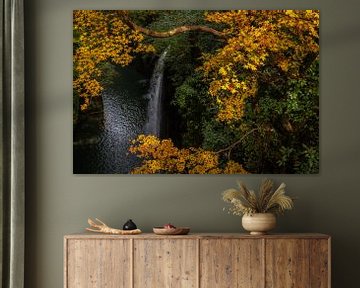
left=153, top=227, right=190, bottom=235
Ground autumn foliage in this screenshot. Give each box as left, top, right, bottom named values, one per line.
left=202, top=10, right=319, bottom=123
left=73, top=10, right=320, bottom=174
left=73, top=10, right=154, bottom=111
left=129, top=135, right=248, bottom=174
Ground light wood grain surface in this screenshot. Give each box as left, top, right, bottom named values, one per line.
left=65, top=232, right=330, bottom=239
left=309, top=239, right=330, bottom=288
left=134, top=239, right=197, bottom=288
left=265, top=239, right=310, bottom=288
left=64, top=233, right=330, bottom=288
left=66, top=239, right=131, bottom=288
left=200, top=239, right=264, bottom=288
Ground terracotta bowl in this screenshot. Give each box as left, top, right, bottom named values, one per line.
left=153, top=227, right=190, bottom=235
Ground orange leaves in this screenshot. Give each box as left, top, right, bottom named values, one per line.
left=73, top=10, right=154, bottom=111
left=202, top=10, right=320, bottom=123
left=129, top=135, right=189, bottom=174
left=224, top=161, right=248, bottom=174
left=129, top=135, right=248, bottom=174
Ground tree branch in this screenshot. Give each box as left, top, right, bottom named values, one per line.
left=216, top=128, right=259, bottom=158
left=120, top=12, right=227, bottom=39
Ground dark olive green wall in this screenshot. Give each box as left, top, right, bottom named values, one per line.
left=25, top=0, right=360, bottom=287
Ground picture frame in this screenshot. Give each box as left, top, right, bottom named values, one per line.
left=73, top=10, right=320, bottom=175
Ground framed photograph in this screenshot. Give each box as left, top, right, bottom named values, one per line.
left=73, top=10, right=320, bottom=175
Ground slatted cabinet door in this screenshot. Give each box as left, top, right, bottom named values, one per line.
left=266, top=239, right=310, bottom=288
left=133, top=239, right=198, bottom=288
left=65, top=239, right=131, bottom=288
left=309, top=239, right=330, bottom=288
left=200, top=239, right=264, bottom=288
left=265, top=238, right=330, bottom=288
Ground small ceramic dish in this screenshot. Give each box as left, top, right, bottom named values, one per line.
left=153, top=227, right=190, bottom=235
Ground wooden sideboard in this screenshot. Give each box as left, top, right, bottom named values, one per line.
left=64, top=233, right=330, bottom=288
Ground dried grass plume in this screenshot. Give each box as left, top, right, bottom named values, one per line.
left=222, top=178, right=294, bottom=216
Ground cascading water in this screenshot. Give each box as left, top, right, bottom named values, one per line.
left=73, top=67, right=148, bottom=174
left=74, top=50, right=169, bottom=173
left=144, top=49, right=168, bottom=137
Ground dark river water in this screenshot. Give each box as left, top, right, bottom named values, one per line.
left=73, top=67, right=149, bottom=174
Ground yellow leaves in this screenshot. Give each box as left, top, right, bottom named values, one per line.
left=202, top=10, right=319, bottom=123
left=285, top=10, right=298, bottom=18
left=187, top=148, right=221, bottom=174
left=224, top=161, right=248, bottom=174
left=278, top=58, right=290, bottom=72
left=208, top=71, right=257, bottom=122
left=129, top=135, right=248, bottom=174
left=219, top=67, right=227, bottom=76
left=73, top=10, right=154, bottom=111
left=84, top=79, right=103, bottom=94
left=80, top=97, right=91, bottom=111
left=243, top=63, right=257, bottom=71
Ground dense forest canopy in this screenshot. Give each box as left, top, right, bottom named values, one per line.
left=73, top=10, right=319, bottom=174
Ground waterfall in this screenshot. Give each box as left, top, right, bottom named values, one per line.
left=144, top=49, right=168, bottom=137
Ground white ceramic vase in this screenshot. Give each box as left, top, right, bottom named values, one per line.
left=242, top=213, right=276, bottom=235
